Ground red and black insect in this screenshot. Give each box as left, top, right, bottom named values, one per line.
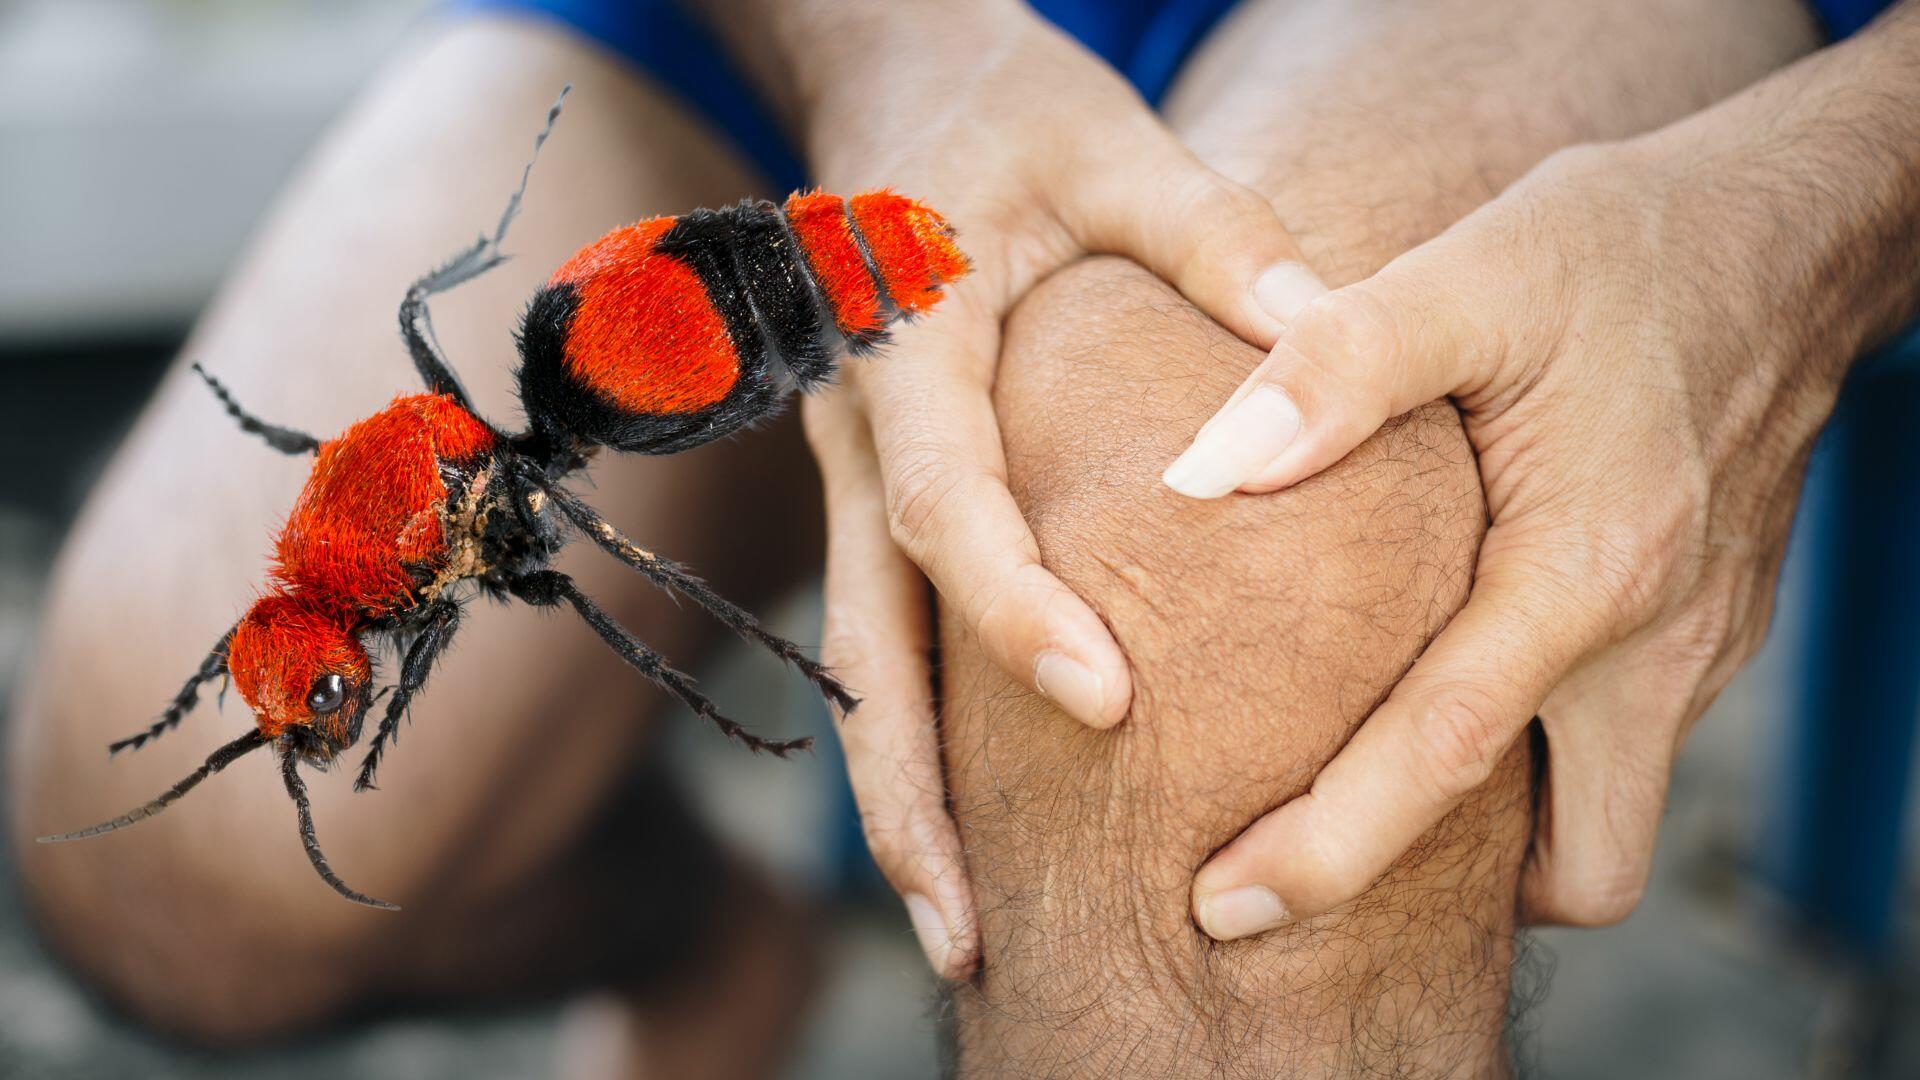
left=39, top=89, right=970, bottom=909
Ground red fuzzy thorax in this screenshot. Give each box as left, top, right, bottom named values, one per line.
left=227, top=392, right=494, bottom=738
left=271, top=393, right=495, bottom=616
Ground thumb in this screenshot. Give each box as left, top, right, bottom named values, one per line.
left=1062, top=127, right=1316, bottom=349
left=1191, top=531, right=1610, bottom=937
left=1161, top=240, right=1505, bottom=500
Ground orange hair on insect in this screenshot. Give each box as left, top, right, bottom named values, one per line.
left=228, top=593, right=370, bottom=741
left=784, top=190, right=885, bottom=338
left=848, top=190, right=970, bottom=315
left=271, top=394, right=495, bottom=613
left=547, top=218, right=740, bottom=416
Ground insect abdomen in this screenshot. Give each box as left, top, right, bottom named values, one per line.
left=516, top=190, right=967, bottom=457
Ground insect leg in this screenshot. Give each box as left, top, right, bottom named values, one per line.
left=398, top=85, right=570, bottom=409
left=539, top=482, right=858, bottom=715
left=109, top=622, right=240, bottom=754
left=39, top=729, right=269, bottom=842
left=281, top=751, right=399, bottom=910
left=353, top=599, right=463, bottom=792
left=507, top=569, right=813, bottom=756
left=190, top=365, right=321, bottom=455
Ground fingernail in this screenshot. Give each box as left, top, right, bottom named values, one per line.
left=1195, top=884, right=1288, bottom=941
left=904, top=892, right=954, bottom=975
left=1251, top=262, right=1328, bottom=324
left=1162, top=385, right=1302, bottom=498
left=1034, top=650, right=1107, bottom=724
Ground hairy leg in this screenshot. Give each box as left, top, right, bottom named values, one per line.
left=6, top=15, right=821, bottom=1062
left=941, top=0, right=1819, bottom=1074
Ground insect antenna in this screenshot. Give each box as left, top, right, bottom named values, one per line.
left=538, top=481, right=858, bottom=716
left=189, top=363, right=322, bottom=455
left=109, top=623, right=238, bottom=754
left=491, top=84, right=570, bottom=257
left=39, top=729, right=269, bottom=842
left=400, top=84, right=570, bottom=411
left=279, top=752, right=398, bottom=910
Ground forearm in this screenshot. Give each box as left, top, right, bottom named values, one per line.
left=1636, top=0, right=1920, bottom=374
left=692, top=0, right=1051, bottom=173
left=942, top=0, right=1820, bottom=1073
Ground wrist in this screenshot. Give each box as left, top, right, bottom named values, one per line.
left=716, top=0, right=1028, bottom=142
left=1629, top=13, right=1920, bottom=379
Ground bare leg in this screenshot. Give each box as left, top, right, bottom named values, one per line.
left=6, top=16, right=823, bottom=1074
left=941, top=0, right=1819, bottom=1074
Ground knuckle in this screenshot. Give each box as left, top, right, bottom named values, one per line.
left=1546, top=867, right=1649, bottom=927
left=1582, top=509, right=1695, bottom=625
left=964, top=580, right=1025, bottom=650
left=853, top=800, right=945, bottom=896
left=1666, top=590, right=1741, bottom=670
left=1185, top=174, right=1272, bottom=231
left=1409, top=689, right=1511, bottom=797
left=1293, top=287, right=1403, bottom=386
left=817, top=618, right=867, bottom=673
left=1503, top=515, right=1683, bottom=639
left=1529, top=142, right=1615, bottom=189
left=884, top=450, right=965, bottom=552
left=856, top=807, right=914, bottom=876
left=1121, top=168, right=1278, bottom=275
left=1293, top=823, right=1374, bottom=910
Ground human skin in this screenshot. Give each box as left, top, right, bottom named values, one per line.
left=7, top=0, right=1817, bottom=1074
left=7, top=19, right=820, bottom=1075
left=1174, top=1, right=1920, bottom=940
left=707, top=0, right=1322, bottom=977
left=727, top=0, right=1831, bottom=983
left=937, top=0, right=1817, bottom=1073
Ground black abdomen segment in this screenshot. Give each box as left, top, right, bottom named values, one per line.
left=515, top=200, right=882, bottom=462
left=652, top=200, right=846, bottom=390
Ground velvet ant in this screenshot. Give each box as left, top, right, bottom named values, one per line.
left=39, top=88, right=970, bottom=909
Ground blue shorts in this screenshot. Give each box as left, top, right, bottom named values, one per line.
left=453, top=0, right=1246, bottom=191
left=449, top=0, right=1891, bottom=193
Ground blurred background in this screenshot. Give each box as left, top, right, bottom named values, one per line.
left=1, top=1, right=1916, bottom=1077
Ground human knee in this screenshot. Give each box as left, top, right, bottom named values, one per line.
left=938, top=256, right=1528, bottom=1074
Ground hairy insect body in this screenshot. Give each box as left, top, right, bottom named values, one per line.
left=517, top=190, right=967, bottom=458
left=226, top=394, right=503, bottom=756
left=44, top=90, right=969, bottom=910
left=274, top=393, right=497, bottom=615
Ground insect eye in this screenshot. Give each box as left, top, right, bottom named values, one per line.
left=306, top=674, right=346, bottom=715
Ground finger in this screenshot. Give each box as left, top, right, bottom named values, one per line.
left=1520, top=632, right=1699, bottom=926
left=865, top=310, right=1132, bottom=729
left=1520, top=711, right=1667, bottom=928
left=1161, top=234, right=1519, bottom=500
left=806, top=394, right=979, bottom=978
left=1063, top=124, right=1318, bottom=347
left=1190, top=542, right=1610, bottom=939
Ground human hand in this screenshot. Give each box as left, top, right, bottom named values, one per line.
left=1170, top=122, right=1899, bottom=936
left=780, top=1, right=1314, bottom=975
